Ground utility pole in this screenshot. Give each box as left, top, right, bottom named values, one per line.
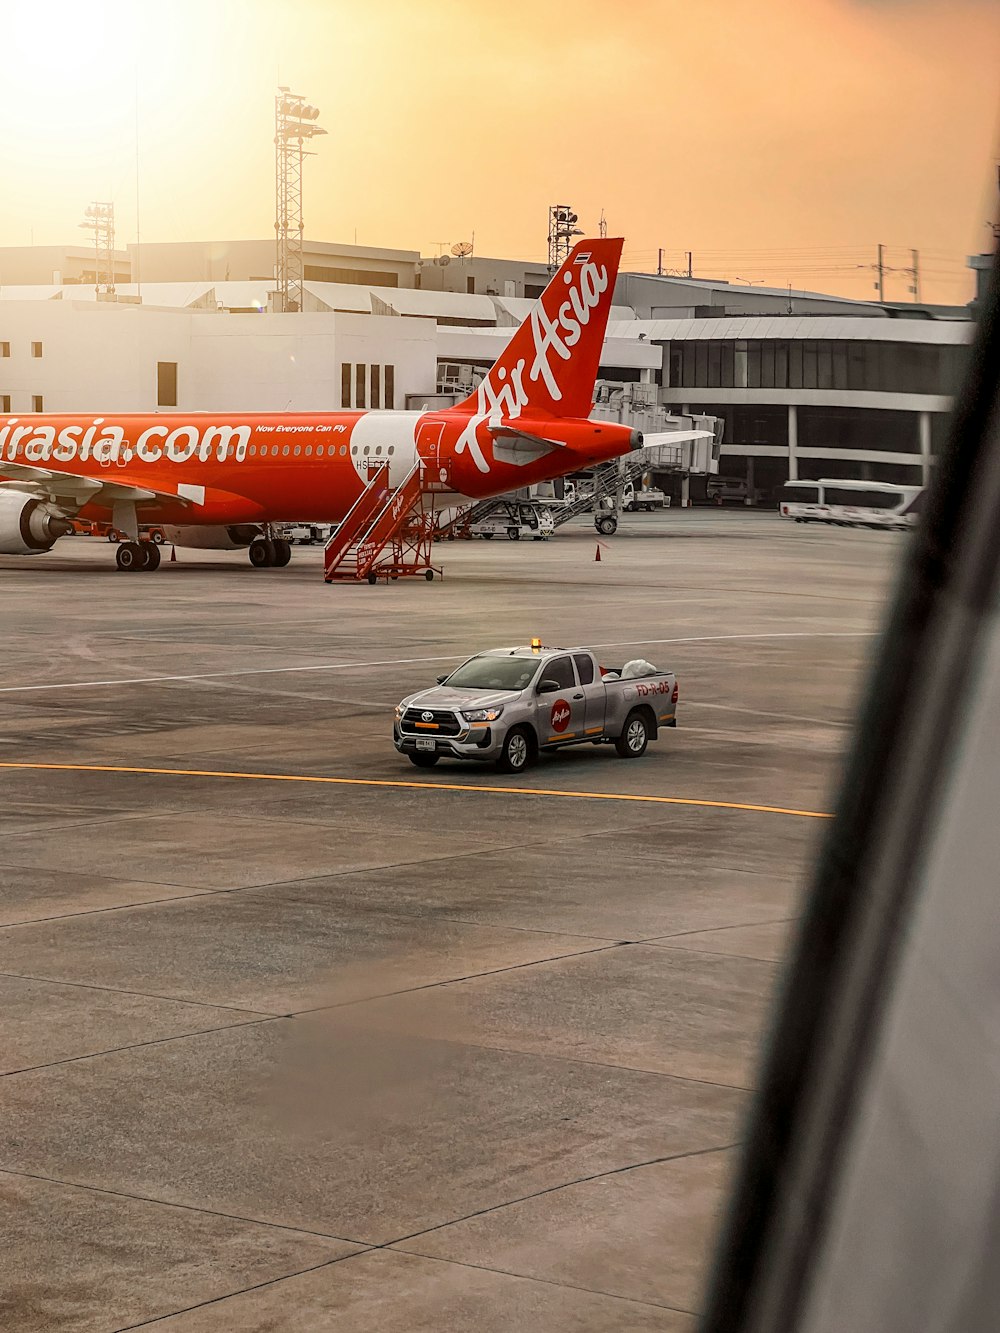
left=598, top=209, right=607, bottom=239
left=908, top=249, right=920, bottom=303
left=686, top=250, right=693, bottom=278
left=657, top=248, right=664, bottom=276
left=876, top=242, right=885, bottom=302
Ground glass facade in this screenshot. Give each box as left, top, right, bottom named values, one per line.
left=668, top=338, right=968, bottom=396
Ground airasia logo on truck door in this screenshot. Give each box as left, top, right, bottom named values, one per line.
left=550, top=699, right=572, bottom=733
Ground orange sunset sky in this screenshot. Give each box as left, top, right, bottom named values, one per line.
left=1, top=0, right=997, bottom=303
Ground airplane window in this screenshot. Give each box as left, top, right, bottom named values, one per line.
left=248, top=445, right=256, bottom=457
left=271, top=446, right=278, bottom=457
left=305, top=446, right=312, bottom=457
left=282, top=446, right=289, bottom=456
left=340, top=445, right=347, bottom=456
left=293, top=446, right=301, bottom=457
left=316, top=445, right=324, bottom=457
left=388, top=446, right=395, bottom=454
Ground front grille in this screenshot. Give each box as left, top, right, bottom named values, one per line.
left=401, top=708, right=461, bottom=736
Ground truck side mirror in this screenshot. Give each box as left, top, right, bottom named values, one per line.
left=436, top=674, right=449, bottom=685
left=537, top=679, right=560, bottom=694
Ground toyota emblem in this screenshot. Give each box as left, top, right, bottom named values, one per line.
left=421, top=710, right=434, bottom=722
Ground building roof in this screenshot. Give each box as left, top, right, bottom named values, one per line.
left=605, top=316, right=973, bottom=345
left=620, top=271, right=884, bottom=308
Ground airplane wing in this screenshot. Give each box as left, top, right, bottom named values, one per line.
left=0, top=460, right=192, bottom=512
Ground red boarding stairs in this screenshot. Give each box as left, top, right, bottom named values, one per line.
left=323, top=461, right=443, bottom=584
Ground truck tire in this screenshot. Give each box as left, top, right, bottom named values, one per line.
left=496, top=726, right=532, bottom=774
left=596, top=515, right=617, bottom=536
left=407, top=752, right=440, bottom=768
left=507, top=527, right=520, bottom=541
left=615, top=709, right=651, bottom=759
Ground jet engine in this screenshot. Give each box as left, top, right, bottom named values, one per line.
left=0, top=493, right=74, bottom=554
left=161, top=524, right=263, bottom=550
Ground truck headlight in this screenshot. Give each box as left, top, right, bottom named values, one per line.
left=461, top=706, right=504, bottom=722
left=394, top=705, right=403, bottom=722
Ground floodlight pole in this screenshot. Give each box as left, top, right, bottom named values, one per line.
left=274, top=87, right=326, bottom=313
left=80, top=202, right=115, bottom=297
left=548, top=204, right=582, bottom=273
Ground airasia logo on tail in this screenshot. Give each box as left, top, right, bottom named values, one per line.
left=454, top=251, right=611, bottom=474
left=550, top=700, right=572, bottom=733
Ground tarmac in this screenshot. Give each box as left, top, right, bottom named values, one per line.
left=0, top=510, right=902, bottom=1330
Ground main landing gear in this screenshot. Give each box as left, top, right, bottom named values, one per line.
left=115, top=541, right=161, bottom=572
left=248, top=536, right=292, bottom=568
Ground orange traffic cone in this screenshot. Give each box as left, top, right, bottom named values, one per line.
left=595, top=543, right=601, bottom=562
left=170, top=545, right=177, bottom=562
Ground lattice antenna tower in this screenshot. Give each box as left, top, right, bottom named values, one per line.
left=80, top=202, right=115, bottom=296
left=548, top=204, right=582, bottom=272
left=274, top=88, right=326, bottom=313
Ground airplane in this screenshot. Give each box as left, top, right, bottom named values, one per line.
left=0, top=237, right=699, bottom=573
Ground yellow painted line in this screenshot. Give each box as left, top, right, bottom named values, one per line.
left=0, top=760, right=832, bottom=820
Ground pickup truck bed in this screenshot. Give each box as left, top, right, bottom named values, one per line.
left=394, top=644, right=678, bottom=774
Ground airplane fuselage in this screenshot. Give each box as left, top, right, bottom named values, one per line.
left=0, top=408, right=636, bottom=527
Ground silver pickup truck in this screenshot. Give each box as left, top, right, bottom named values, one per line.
left=394, top=644, right=678, bottom=774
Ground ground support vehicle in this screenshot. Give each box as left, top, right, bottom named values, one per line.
left=394, top=643, right=678, bottom=773
left=623, top=482, right=668, bottom=512
left=777, top=479, right=924, bottom=530
left=471, top=501, right=554, bottom=542
left=107, top=524, right=166, bottom=544
left=281, top=523, right=332, bottom=545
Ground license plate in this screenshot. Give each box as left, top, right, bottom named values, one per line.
left=416, top=737, right=436, bottom=752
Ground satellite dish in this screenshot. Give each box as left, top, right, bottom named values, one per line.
left=435, top=254, right=451, bottom=266
left=452, top=241, right=474, bottom=259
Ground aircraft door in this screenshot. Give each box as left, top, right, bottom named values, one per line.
left=416, top=419, right=448, bottom=487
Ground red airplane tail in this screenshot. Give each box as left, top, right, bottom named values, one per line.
left=456, top=237, right=624, bottom=422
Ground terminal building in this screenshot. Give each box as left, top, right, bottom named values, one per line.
left=0, top=236, right=979, bottom=500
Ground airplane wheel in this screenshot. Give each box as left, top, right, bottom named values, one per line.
left=249, top=538, right=274, bottom=568
left=272, top=539, right=292, bottom=567
left=116, top=541, right=144, bottom=571
left=142, top=542, right=161, bottom=571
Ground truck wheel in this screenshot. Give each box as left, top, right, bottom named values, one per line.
left=496, top=726, right=532, bottom=774
left=507, top=527, right=520, bottom=541
left=408, top=752, right=440, bottom=768
left=615, top=709, right=650, bottom=759
left=481, top=532, right=494, bottom=540
left=596, top=516, right=617, bottom=536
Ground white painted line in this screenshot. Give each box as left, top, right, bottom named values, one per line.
left=0, top=632, right=876, bottom=695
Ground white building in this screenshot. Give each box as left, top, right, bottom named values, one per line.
left=0, top=238, right=978, bottom=499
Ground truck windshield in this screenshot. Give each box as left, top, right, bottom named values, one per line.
left=445, top=656, right=541, bottom=691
